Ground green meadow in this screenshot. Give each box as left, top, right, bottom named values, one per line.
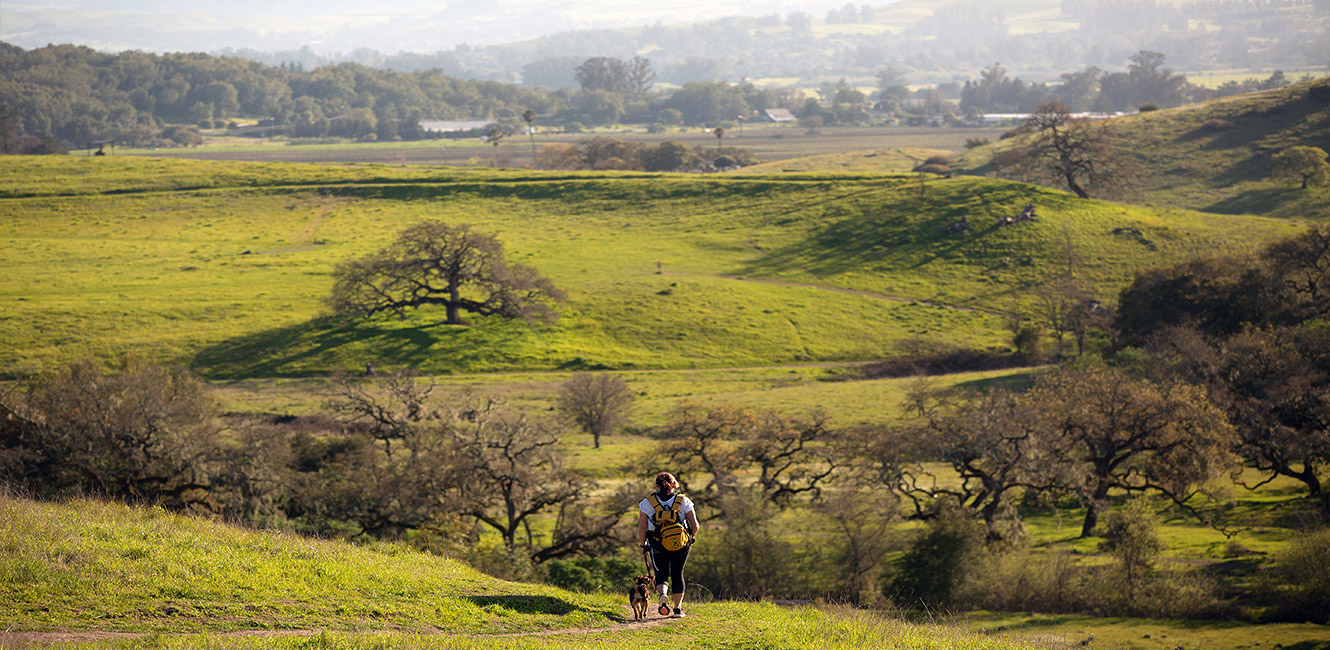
left=0, top=156, right=1298, bottom=378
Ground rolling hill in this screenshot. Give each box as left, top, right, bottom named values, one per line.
left=954, top=78, right=1330, bottom=220
left=0, top=156, right=1301, bottom=378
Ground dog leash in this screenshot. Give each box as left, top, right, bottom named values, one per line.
left=640, top=543, right=655, bottom=581
left=642, top=544, right=672, bottom=616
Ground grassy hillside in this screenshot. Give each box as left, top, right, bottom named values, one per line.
left=739, top=147, right=949, bottom=174
left=0, top=156, right=1299, bottom=378
left=955, top=79, right=1330, bottom=220
left=0, top=494, right=1046, bottom=649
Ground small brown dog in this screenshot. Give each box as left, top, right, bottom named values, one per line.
left=629, top=575, right=652, bottom=620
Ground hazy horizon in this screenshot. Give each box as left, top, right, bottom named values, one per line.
left=1, top=0, right=889, bottom=54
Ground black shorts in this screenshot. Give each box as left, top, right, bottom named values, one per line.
left=648, top=540, right=691, bottom=593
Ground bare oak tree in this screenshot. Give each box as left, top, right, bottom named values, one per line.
left=1017, top=101, right=1130, bottom=199
left=329, top=221, right=564, bottom=326
left=451, top=400, right=592, bottom=552
left=557, top=372, right=634, bottom=448
left=652, top=403, right=837, bottom=514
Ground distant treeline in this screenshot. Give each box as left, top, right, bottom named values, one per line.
left=0, top=42, right=554, bottom=148
left=4, top=40, right=1303, bottom=155
left=955, top=55, right=1298, bottom=113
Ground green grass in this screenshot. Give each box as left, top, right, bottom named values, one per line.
left=954, top=612, right=1330, bottom=650
left=4, top=495, right=1325, bottom=650
left=0, top=157, right=1298, bottom=379
left=955, top=78, right=1330, bottom=220
left=0, top=494, right=1048, bottom=649
left=740, top=147, right=950, bottom=174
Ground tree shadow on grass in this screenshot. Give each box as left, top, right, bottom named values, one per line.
left=737, top=183, right=1046, bottom=280
left=191, top=314, right=539, bottom=379
left=1202, top=186, right=1316, bottom=217
left=465, top=595, right=619, bottom=620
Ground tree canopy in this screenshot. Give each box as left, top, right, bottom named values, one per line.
left=328, top=221, right=564, bottom=326
left=1271, top=146, right=1330, bottom=189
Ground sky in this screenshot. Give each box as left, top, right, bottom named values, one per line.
left=0, top=0, right=878, bottom=53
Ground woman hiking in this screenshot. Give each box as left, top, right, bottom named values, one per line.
left=638, top=471, right=700, bottom=618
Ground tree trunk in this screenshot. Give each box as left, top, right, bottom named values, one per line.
left=447, top=282, right=462, bottom=324
left=1065, top=172, right=1090, bottom=199
left=1080, top=479, right=1112, bottom=537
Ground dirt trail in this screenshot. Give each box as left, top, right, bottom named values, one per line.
left=258, top=195, right=343, bottom=255
left=1, top=608, right=674, bottom=645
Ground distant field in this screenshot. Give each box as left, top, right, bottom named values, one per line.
left=211, top=365, right=1041, bottom=433
left=120, top=125, right=1014, bottom=167
left=1184, top=67, right=1329, bottom=89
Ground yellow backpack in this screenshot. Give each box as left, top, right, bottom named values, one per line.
left=648, top=494, right=692, bottom=552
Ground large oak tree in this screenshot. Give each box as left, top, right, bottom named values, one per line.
left=1017, top=101, right=1131, bottom=199
left=329, top=221, right=564, bottom=326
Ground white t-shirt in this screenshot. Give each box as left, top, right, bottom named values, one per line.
left=639, top=493, right=694, bottom=531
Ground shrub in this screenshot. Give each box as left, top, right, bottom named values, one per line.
left=0, top=357, right=214, bottom=507
left=713, top=154, right=738, bottom=169
left=1010, top=321, right=1043, bottom=362
left=1263, top=526, right=1330, bottom=623
left=1099, top=498, right=1163, bottom=608
left=689, top=490, right=801, bottom=600
left=535, top=143, right=580, bottom=170
left=858, top=347, right=1024, bottom=379
left=961, top=551, right=1095, bottom=613
left=915, top=163, right=952, bottom=175
left=1138, top=102, right=1160, bottom=112
left=563, top=122, right=585, bottom=133
left=885, top=507, right=985, bottom=608
left=1201, top=118, right=1234, bottom=132
left=545, top=556, right=638, bottom=592
left=964, top=137, right=991, bottom=149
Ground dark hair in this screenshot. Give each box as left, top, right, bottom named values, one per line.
left=655, top=472, right=678, bottom=493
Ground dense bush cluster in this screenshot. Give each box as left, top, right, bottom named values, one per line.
left=535, top=137, right=755, bottom=171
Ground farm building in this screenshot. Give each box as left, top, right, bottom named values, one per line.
left=419, top=120, right=492, bottom=133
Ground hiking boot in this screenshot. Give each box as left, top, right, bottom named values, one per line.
left=671, top=607, right=685, bottom=618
